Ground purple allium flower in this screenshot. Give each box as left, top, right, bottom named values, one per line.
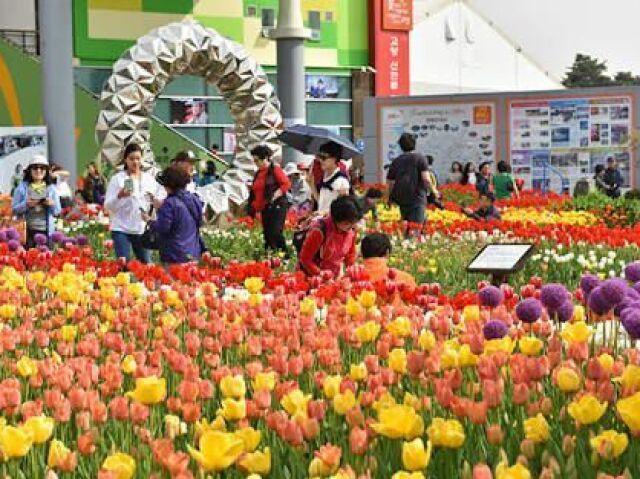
left=478, top=285, right=504, bottom=308
left=483, top=319, right=509, bottom=340
left=5, top=228, right=20, bottom=241
left=33, top=233, right=47, bottom=246
left=7, top=239, right=20, bottom=252
left=540, top=283, right=569, bottom=311
left=587, top=286, right=611, bottom=315
left=37, top=245, right=49, bottom=253
left=621, top=308, right=640, bottom=340
left=0, top=230, right=7, bottom=243
left=555, top=301, right=574, bottom=323
left=515, top=298, right=543, bottom=324
left=633, top=282, right=640, bottom=295
left=601, top=278, right=627, bottom=306
left=76, top=234, right=88, bottom=246
left=620, top=305, right=640, bottom=323
left=614, top=289, right=640, bottom=316
left=625, top=262, right=640, bottom=283
left=51, top=231, right=65, bottom=244
left=580, top=274, right=601, bottom=297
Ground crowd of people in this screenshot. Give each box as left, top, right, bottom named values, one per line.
left=8, top=133, right=628, bottom=280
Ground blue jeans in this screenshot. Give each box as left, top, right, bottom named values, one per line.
left=399, top=203, right=426, bottom=225
left=111, top=231, right=152, bottom=264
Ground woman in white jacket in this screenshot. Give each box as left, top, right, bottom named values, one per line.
left=104, top=143, right=164, bottom=263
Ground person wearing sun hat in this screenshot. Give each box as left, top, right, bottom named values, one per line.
left=284, top=161, right=311, bottom=215
left=171, top=150, right=199, bottom=194
left=11, top=154, right=62, bottom=249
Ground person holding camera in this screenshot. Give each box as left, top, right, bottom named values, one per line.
left=104, top=143, right=164, bottom=264
left=12, top=155, right=62, bottom=249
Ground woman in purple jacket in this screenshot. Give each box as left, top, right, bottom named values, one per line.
left=148, top=165, right=204, bottom=264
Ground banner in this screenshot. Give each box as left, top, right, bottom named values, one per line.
left=380, top=101, right=497, bottom=178
left=370, top=0, right=411, bottom=97
left=382, top=0, right=413, bottom=31
left=509, top=95, right=633, bottom=190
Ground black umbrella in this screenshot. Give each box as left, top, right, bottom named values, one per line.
left=278, top=124, right=361, bottom=159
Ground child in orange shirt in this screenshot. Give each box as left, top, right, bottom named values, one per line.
left=361, top=233, right=416, bottom=287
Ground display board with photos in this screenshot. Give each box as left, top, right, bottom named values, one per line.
left=380, top=101, right=496, bottom=179
left=509, top=96, right=633, bottom=191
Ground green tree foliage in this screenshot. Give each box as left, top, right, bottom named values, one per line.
left=562, top=54, right=640, bottom=87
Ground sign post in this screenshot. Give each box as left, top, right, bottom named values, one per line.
left=467, top=243, right=535, bottom=286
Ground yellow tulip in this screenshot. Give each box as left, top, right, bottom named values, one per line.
left=372, top=392, right=397, bottom=412
left=519, top=337, right=544, bottom=356
left=403, top=392, right=421, bottom=411
left=102, top=453, right=136, bottom=479
left=121, top=355, right=137, bottom=374
left=616, top=391, right=640, bottom=433
left=440, top=347, right=459, bottom=369
left=484, top=337, right=514, bottom=355
left=496, top=462, right=531, bottom=479
left=614, top=365, right=640, bottom=390
left=299, top=298, right=316, bottom=316
left=238, top=447, right=271, bottom=475
left=386, top=316, right=412, bottom=338
left=115, top=272, right=130, bottom=286
left=323, top=375, right=342, bottom=399
left=16, top=356, right=38, bottom=378
left=333, top=390, right=357, bottom=415
left=195, top=416, right=227, bottom=436
left=354, top=321, right=380, bottom=342
left=280, top=389, right=311, bottom=417
left=598, top=354, right=614, bottom=373
left=48, top=439, right=71, bottom=469
left=164, top=414, right=185, bottom=438
left=345, top=297, right=363, bottom=317
left=248, top=293, right=262, bottom=306
left=244, top=277, right=264, bottom=294
left=392, top=472, right=426, bottom=479
left=188, top=430, right=244, bottom=472
left=523, top=414, right=549, bottom=443
left=590, top=430, right=628, bottom=459
left=371, top=405, right=424, bottom=440
left=567, top=395, right=607, bottom=425
left=60, top=324, right=77, bottom=342
left=418, top=329, right=436, bottom=351
left=0, top=304, right=17, bottom=320
left=560, top=321, right=592, bottom=344
left=557, top=367, right=581, bottom=392
left=22, top=415, right=55, bottom=444
left=125, top=376, right=166, bottom=405
left=218, top=398, right=247, bottom=421
left=573, top=305, right=585, bottom=322
left=220, top=375, right=246, bottom=399
left=309, top=456, right=339, bottom=477
left=402, top=438, right=432, bottom=471
left=349, top=363, right=368, bottom=382
left=389, top=348, right=407, bottom=374
left=459, top=344, right=479, bottom=367
left=234, top=427, right=261, bottom=452
left=427, top=418, right=465, bottom=448
left=0, top=425, right=33, bottom=458
left=358, top=290, right=377, bottom=309
left=252, top=372, right=276, bottom=391
left=463, top=305, right=480, bottom=322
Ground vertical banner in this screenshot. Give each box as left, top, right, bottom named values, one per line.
left=370, top=0, right=411, bottom=97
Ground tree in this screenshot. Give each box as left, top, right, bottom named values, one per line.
left=562, top=54, right=612, bottom=88
left=613, top=71, right=640, bottom=86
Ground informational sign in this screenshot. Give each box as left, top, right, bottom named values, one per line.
left=370, top=0, right=411, bottom=97
left=380, top=101, right=496, bottom=178
left=383, top=0, right=413, bottom=31
left=305, top=75, right=339, bottom=99
left=509, top=95, right=633, bottom=191
left=0, top=126, right=47, bottom=194
left=468, top=244, right=534, bottom=272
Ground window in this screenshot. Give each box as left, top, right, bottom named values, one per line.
left=247, top=5, right=257, bottom=17
left=325, top=11, right=334, bottom=22
left=308, top=11, right=321, bottom=30
left=261, top=8, right=275, bottom=27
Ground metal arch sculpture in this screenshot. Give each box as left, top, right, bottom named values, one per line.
left=95, top=20, right=283, bottom=210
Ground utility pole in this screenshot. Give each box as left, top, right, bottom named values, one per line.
left=270, top=0, right=311, bottom=165
left=38, top=0, right=77, bottom=182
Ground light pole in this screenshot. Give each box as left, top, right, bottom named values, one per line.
left=270, top=0, right=310, bottom=165
left=38, top=0, right=77, bottom=182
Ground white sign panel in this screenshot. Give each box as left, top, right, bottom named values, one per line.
left=380, top=101, right=496, bottom=180
left=509, top=96, right=633, bottom=191
left=0, top=126, right=48, bottom=195
left=468, top=244, right=533, bottom=271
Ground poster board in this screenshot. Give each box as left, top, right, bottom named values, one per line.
left=170, top=98, right=209, bottom=125
left=509, top=95, right=633, bottom=191
left=0, top=126, right=47, bottom=195
left=379, top=101, right=497, bottom=180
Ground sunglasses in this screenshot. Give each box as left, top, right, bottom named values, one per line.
left=31, top=166, right=47, bottom=171
left=317, top=153, right=331, bottom=161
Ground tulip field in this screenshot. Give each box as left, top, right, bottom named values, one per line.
left=0, top=188, right=639, bottom=478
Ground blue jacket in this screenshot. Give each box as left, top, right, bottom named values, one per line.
left=151, top=190, right=204, bottom=264
left=12, top=182, right=61, bottom=234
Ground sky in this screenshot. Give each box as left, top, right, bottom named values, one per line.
left=415, top=0, right=640, bottom=81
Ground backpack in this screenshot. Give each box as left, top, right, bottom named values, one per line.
left=390, top=155, right=420, bottom=206
left=292, top=217, right=328, bottom=260
left=319, top=170, right=355, bottom=196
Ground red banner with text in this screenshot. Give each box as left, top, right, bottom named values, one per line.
left=370, top=0, right=411, bottom=97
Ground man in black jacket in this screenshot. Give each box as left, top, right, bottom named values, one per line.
left=603, top=156, right=623, bottom=198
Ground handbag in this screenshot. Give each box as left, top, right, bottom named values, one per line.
left=141, top=204, right=160, bottom=250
